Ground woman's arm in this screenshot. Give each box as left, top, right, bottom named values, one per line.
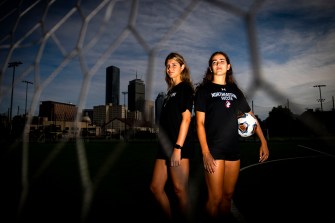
left=170, top=109, right=192, bottom=166
left=196, top=111, right=217, bottom=173
left=248, top=111, right=269, bottom=162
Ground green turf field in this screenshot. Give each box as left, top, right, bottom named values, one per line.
left=1, top=138, right=334, bottom=222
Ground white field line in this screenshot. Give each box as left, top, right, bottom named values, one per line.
left=241, top=144, right=335, bottom=172
left=233, top=144, right=334, bottom=222
left=297, top=144, right=335, bottom=158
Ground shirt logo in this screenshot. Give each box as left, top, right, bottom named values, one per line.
left=163, top=92, right=177, bottom=107
left=211, top=92, right=237, bottom=101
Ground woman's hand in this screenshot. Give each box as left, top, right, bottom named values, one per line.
left=203, top=152, right=217, bottom=173
left=259, top=143, right=269, bottom=163
left=170, top=149, right=181, bottom=166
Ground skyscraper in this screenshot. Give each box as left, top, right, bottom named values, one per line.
left=155, top=92, right=166, bottom=125
left=105, top=66, right=120, bottom=105
left=128, top=77, right=145, bottom=113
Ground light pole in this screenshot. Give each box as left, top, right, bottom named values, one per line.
left=8, top=61, right=22, bottom=122
left=122, top=91, right=128, bottom=140
left=313, top=84, right=326, bottom=111
left=22, top=80, right=33, bottom=115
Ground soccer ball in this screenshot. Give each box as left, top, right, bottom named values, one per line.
left=238, top=113, right=257, bottom=137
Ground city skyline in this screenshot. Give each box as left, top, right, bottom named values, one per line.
left=1, top=0, right=335, bottom=120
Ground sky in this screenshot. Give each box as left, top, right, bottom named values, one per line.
left=0, top=0, right=334, bottom=121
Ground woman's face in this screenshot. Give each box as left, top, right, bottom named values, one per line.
left=211, top=54, right=230, bottom=76
left=166, top=58, right=184, bottom=79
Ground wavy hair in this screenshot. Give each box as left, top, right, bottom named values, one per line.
left=195, top=51, right=237, bottom=91
left=164, top=52, right=193, bottom=91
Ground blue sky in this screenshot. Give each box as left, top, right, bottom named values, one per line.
left=0, top=0, right=334, bottom=120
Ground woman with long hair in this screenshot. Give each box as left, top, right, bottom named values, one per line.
left=194, top=51, right=269, bottom=222
left=150, top=52, right=194, bottom=222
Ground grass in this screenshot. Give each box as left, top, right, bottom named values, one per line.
left=1, top=137, right=334, bottom=222
left=235, top=137, right=335, bottom=222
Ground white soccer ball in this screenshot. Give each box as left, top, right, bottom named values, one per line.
left=238, top=113, right=257, bottom=137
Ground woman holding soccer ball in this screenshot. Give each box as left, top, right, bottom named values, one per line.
left=194, top=51, right=269, bottom=222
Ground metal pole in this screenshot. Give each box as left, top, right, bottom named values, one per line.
left=313, top=85, right=326, bottom=111
left=22, top=80, right=33, bottom=115
left=122, top=91, right=128, bottom=140
left=8, top=61, right=22, bottom=122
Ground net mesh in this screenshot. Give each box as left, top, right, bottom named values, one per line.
left=0, top=0, right=332, bottom=222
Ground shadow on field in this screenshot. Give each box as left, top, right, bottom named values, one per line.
left=1, top=139, right=334, bottom=223
left=233, top=141, right=335, bottom=222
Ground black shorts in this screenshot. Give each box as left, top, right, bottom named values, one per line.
left=156, top=141, right=195, bottom=160
left=210, top=151, right=240, bottom=161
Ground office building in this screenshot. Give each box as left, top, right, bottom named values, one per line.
left=106, top=66, right=120, bottom=105
left=39, top=101, right=77, bottom=122
left=144, top=100, right=154, bottom=124
left=128, top=77, right=145, bottom=113
left=93, top=104, right=126, bottom=133
left=155, top=92, right=166, bottom=125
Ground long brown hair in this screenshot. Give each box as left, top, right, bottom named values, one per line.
left=164, top=52, right=193, bottom=91
left=196, top=51, right=237, bottom=90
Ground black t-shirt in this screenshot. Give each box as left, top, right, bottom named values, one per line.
left=194, top=82, right=250, bottom=159
left=157, top=82, right=194, bottom=159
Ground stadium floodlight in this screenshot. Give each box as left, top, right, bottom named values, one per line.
left=22, top=80, right=33, bottom=115
left=313, top=85, right=326, bottom=111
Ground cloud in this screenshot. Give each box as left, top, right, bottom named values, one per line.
left=1, top=0, right=334, bottom=121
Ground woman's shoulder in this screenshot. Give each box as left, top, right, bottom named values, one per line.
left=227, top=83, right=243, bottom=93
left=195, top=82, right=212, bottom=96
left=196, top=81, right=212, bottom=90
left=179, top=81, right=194, bottom=92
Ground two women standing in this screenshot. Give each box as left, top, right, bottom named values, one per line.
left=150, top=51, right=269, bottom=222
